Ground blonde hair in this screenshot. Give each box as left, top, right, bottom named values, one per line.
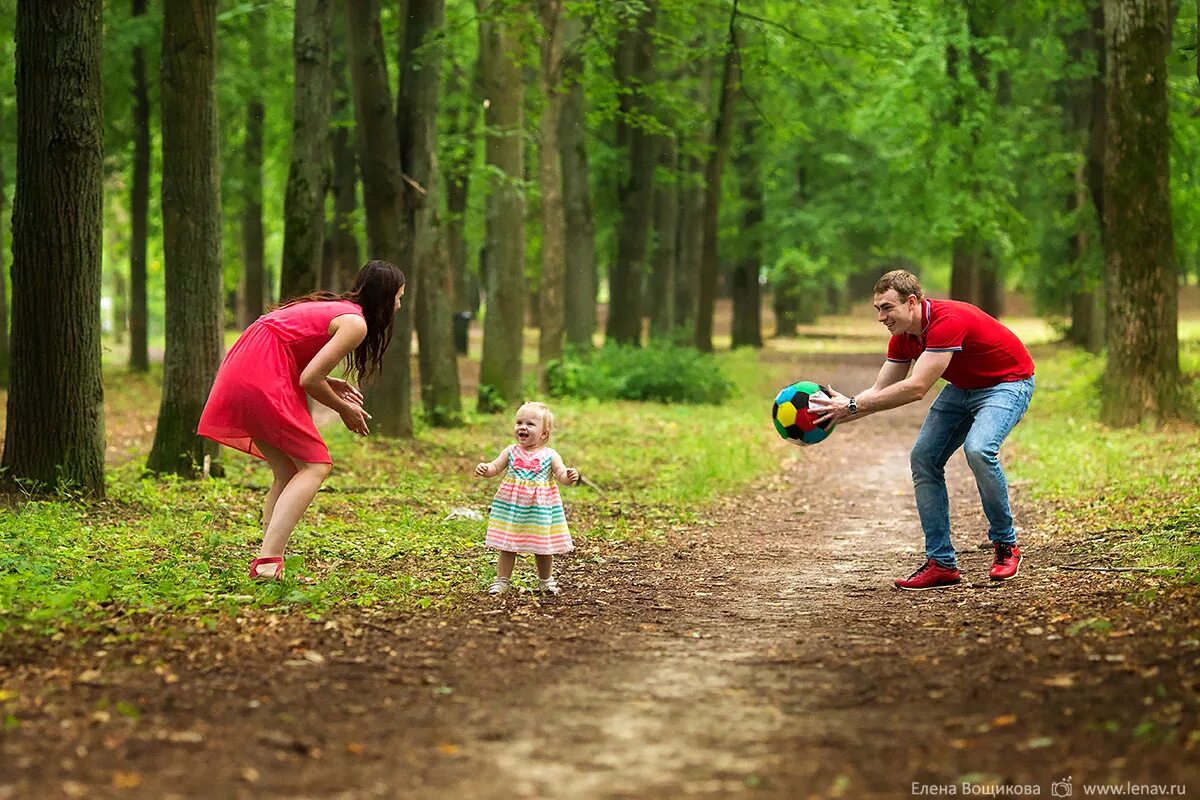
left=516, top=401, right=555, bottom=442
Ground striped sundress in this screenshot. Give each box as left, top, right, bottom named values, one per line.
left=484, top=445, right=574, bottom=555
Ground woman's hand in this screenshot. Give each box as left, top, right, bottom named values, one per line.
left=340, top=404, right=372, bottom=435
left=327, top=377, right=364, bottom=407
left=474, top=462, right=492, bottom=478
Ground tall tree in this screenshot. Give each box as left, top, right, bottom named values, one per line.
left=238, top=4, right=266, bottom=329
left=443, top=57, right=477, bottom=314
left=648, top=136, right=678, bottom=339
left=476, top=0, right=526, bottom=412
left=146, top=0, right=223, bottom=476
left=607, top=1, right=658, bottom=346
left=694, top=4, right=740, bottom=353
left=536, top=0, right=567, bottom=373
left=3, top=0, right=105, bottom=494
left=128, top=0, right=151, bottom=371
left=1064, top=5, right=1105, bottom=352
left=1100, top=0, right=1179, bottom=425
left=327, top=4, right=359, bottom=292
left=0, top=131, right=8, bottom=389
left=400, top=0, right=461, bottom=424
left=347, top=0, right=414, bottom=435
left=730, top=115, right=762, bottom=348
left=280, top=0, right=334, bottom=302
left=560, top=11, right=596, bottom=350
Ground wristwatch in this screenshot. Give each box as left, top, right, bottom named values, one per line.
left=848, top=396, right=858, bottom=415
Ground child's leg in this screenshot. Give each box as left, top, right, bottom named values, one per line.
left=496, top=551, right=517, bottom=579
left=253, top=440, right=332, bottom=575
left=534, top=554, right=553, bottom=580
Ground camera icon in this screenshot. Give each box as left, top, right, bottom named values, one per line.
left=1051, top=777, right=1073, bottom=798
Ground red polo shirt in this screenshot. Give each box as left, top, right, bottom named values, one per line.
left=886, top=299, right=1034, bottom=390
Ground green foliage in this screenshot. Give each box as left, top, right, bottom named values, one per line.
left=544, top=344, right=733, bottom=404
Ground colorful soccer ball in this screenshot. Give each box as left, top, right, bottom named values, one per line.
left=771, top=381, right=836, bottom=446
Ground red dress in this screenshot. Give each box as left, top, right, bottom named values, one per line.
left=198, top=300, right=363, bottom=464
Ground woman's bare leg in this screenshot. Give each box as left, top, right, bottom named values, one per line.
left=256, top=442, right=299, bottom=532
left=252, top=440, right=332, bottom=578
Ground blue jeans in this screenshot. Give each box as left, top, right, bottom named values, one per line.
left=910, top=377, right=1034, bottom=569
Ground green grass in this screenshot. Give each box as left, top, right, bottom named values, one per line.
left=1010, top=339, right=1200, bottom=579
left=0, top=347, right=795, bottom=642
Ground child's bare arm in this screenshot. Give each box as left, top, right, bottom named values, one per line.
left=550, top=451, right=579, bottom=485
left=474, top=446, right=511, bottom=478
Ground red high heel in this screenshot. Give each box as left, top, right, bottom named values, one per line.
left=249, top=556, right=284, bottom=582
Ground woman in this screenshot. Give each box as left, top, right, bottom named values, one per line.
left=198, top=260, right=405, bottom=580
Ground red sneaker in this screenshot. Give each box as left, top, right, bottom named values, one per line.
left=894, top=559, right=961, bottom=591
left=989, top=543, right=1022, bottom=581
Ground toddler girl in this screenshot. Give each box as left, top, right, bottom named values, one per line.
left=474, top=402, right=579, bottom=595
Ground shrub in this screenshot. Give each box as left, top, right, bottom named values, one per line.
left=545, top=344, right=732, bottom=404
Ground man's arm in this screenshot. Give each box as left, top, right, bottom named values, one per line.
left=812, top=350, right=952, bottom=424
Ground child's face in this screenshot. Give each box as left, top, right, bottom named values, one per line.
left=514, top=410, right=548, bottom=447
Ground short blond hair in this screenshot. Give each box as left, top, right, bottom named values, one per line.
left=873, top=270, right=924, bottom=301
left=516, top=401, right=555, bottom=441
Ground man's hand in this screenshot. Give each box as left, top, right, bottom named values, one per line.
left=809, top=386, right=853, bottom=425
left=328, top=377, right=364, bottom=407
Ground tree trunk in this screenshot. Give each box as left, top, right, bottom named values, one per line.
left=0, top=154, right=7, bottom=389
left=694, top=6, right=740, bottom=353
left=280, top=0, right=334, bottom=302
left=1100, top=0, right=1179, bottom=425
left=476, top=1, right=526, bottom=413
left=146, top=0, right=224, bottom=477
left=536, top=0, right=566, bottom=376
left=560, top=12, right=596, bottom=351
left=400, top=0, right=461, bottom=425
left=730, top=116, right=762, bottom=349
left=949, top=239, right=979, bottom=303
left=648, top=137, right=678, bottom=340
left=4, top=0, right=105, bottom=494
left=607, top=2, right=657, bottom=346
left=112, top=268, right=127, bottom=343
left=347, top=0, right=414, bottom=436
left=239, top=97, right=265, bottom=328
left=328, top=6, right=359, bottom=292
left=128, top=0, right=150, bottom=372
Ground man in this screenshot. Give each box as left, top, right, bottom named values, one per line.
left=810, top=270, right=1035, bottom=590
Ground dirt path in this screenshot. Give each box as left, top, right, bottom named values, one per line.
left=2, top=357, right=1198, bottom=799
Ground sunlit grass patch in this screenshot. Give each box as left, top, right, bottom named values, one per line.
left=0, top=345, right=799, bottom=642
left=1011, top=345, right=1200, bottom=578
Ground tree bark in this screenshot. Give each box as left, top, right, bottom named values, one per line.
left=400, top=0, right=461, bottom=425
left=694, top=5, right=740, bottom=353
left=607, top=2, right=657, bottom=346
left=730, top=115, right=762, bottom=349
left=1100, top=0, right=1179, bottom=425
left=3, top=0, right=106, bottom=494
left=0, top=153, right=8, bottom=388
left=147, top=0, right=224, bottom=477
left=537, top=0, right=567, bottom=375
left=347, top=0, right=414, bottom=436
left=560, top=12, right=596, bottom=350
left=128, top=0, right=151, bottom=371
left=443, top=59, right=476, bottom=314
left=648, top=136, right=678, bottom=340
left=328, top=5, right=360, bottom=292
left=280, top=0, right=334, bottom=302
left=240, top=96, right=265, bottom=327
left=476, top=1, right=526, bottom=412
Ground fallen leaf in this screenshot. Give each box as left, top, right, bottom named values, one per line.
left=111, top=771, right=142, bottom=789
left=437, top=742, right=460, bottom=756
left=991, top=714, right=1018, bottom=728
left=1042, top=674, right=1076, bottom=688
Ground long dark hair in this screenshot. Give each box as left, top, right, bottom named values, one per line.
left=276, top=260, right=406, bottom=383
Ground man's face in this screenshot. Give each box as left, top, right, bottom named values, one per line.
left=872, top=289, right=921, bottom=335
